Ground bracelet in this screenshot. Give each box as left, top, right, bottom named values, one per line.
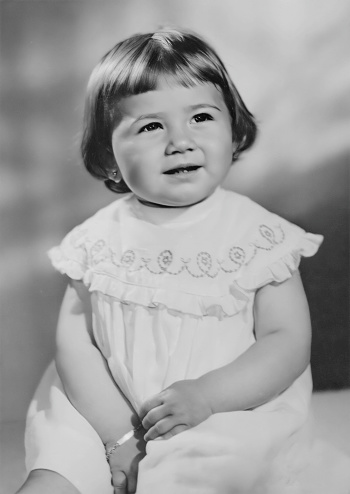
left=105, top=423, right=143, bottom=462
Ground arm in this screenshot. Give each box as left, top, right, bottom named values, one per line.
left=55, top=279, right=145, bottom=493
left=197, top=270, right=311, bottom=412
left=141, top=272, right=311, bottom=440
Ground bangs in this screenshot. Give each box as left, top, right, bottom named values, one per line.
left=98, top=32, right=227, bottom=100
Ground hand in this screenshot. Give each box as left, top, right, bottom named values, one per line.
left=107, top=432, right=146, bottom=494
left=139, top=379, right=212, bottom=441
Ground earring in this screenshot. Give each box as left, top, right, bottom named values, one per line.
left=232, top=144, right=239, bottom=162
left=109, top=169, right=122, bottom=184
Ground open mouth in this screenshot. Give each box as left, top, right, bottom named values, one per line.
left=164, top=165, right=201, bottom=175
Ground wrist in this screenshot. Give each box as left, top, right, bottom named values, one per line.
left=195, top=376, right=215, bottom=416
left=103, top=414, right=141, bottom=448
left=105, top=423, right=144, bottom=462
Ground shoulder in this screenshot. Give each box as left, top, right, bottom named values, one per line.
left=217, top=190, right=324, bottom=290
left=77, top=193, right=133, bottom=234
left=218, top=188, right=287, bottom=237
left=47, top=194, right=134, bottom=280
left=64, top=192, right=137, bottom=249
left=219, top=188, right=311, bottom=237
left=220, top=188, right=279, bottom=221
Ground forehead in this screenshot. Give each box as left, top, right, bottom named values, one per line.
left=116, top=81, right=227, bottom=117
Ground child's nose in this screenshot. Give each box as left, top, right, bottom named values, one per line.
left=165, top=126, right=196, bottom=154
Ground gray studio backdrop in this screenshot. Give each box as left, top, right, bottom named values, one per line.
left=1, top=0, right=349, bottom=428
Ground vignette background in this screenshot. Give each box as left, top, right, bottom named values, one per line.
left=1, top=0, right=349, bottom=491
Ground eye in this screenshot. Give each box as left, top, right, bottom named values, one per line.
left=192, top=113, right=214, bottom=123
left=139, top=122, right=163, bottom=133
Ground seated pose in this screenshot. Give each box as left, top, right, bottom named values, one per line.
left=17, top=28, right=350, bottom=494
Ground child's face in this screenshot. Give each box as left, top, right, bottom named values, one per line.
left=111, top=79, right=235, bottom=207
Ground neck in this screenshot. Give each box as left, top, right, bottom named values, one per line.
left=136, top=196, right=209, bottom=209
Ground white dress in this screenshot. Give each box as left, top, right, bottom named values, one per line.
left=25, top=188, right=350, bottom=493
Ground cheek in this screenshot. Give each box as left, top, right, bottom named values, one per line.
left=115, top=141, right=158, bottom=179
left=206, top=137, right=233, bottom=161
left=220, top=130, right=235, bottom=160
left=205, top=124, right=232, bottom=150
left=119, top=160, right=154, bottom=194
left=124, top=166, right=145, bottom=186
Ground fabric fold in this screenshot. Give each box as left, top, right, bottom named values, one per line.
left=236, top=232, right=323, bottom=291
left=88, top=274, right=249, bottom=319
left=48, top=247, right=87, bottom=280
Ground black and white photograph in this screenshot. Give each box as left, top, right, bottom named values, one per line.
left=1, top=1, right=349, bottom=493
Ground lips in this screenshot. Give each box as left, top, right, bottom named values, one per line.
left=163, top=164, right=202, bottom=175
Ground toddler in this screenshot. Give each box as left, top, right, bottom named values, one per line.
left=17, top=28, right=349, bottom=494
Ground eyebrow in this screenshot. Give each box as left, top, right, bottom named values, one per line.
left=134, top=104, right=222, bottom=123
left=189, top=104, right=222, bottom=112
left=135, top=113, right=162, bottom=123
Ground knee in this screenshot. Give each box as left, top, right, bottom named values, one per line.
left=16, top=469, right=80, bottom=494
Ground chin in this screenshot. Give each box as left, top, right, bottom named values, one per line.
left=169, top=197, right=207, bottom=208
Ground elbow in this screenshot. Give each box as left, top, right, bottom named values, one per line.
left=54, top=344, right=105, bottom=397
left=268, top=325, right=311, bottom=383
left=302, top=345, right=311, bottom=374
left=55, top=347, right=69, bottom=381
left=296, top=352, right=310, bottom=379
left=55, top=340, right=71, bottom=371
left=55, top=341, right=98, bottom=361
left=290, top=333, right=311, bottom=380
left=55, top=342, right=100, bottom=379
left=302, top=324, right=312, bottom=369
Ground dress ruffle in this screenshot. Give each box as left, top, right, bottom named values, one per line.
left=48, top=247, right=87, bottom=280
left=48, top=232, right=323, bottom=319
left=48, top=247, right=250, bottom=319
left=236, top=232, right=323, bottom=291
left=88, top=273, right=250, bottom=319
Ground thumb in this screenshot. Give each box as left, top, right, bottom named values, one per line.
left=113, top=470, right=127, bottom=494
left=127, top=470, right=137, bottom=494
left=128, top=451, right=144, bottom=494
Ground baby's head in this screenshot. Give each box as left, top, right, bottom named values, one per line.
left=82, top=28, right=257, bottom=197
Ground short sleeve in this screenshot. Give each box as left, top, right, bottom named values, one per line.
left=235, top=211, right=324, bottom=291
left=47, top=224, right=90, bottom=282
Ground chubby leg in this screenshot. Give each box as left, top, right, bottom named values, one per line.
left=16, top=469, right=80, bottom=494
left=24, top=363, right=113, bottom=494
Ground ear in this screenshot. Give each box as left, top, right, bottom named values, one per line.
left=232, top=142, right=239, bottom=162
left=108, top=168, right=122, bottom=184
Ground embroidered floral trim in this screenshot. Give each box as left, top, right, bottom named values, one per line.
left=60, top=223, right=286, bottom=279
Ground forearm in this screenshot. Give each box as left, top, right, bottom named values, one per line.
left=56, top=345, right=138, bottom=446
left=55, top=281, right=139, bottom=447
left=140, top=274, right=312, bottom=441
left=197, top=328, right=310, bottom=414
left=197, top=274, right=312, bottom=414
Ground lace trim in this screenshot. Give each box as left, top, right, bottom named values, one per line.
left=50, top=223, right=286, bottom=280
left=48, top=225, right=323, bottom=317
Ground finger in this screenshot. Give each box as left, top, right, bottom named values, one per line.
left=127, top=470, right=137, bottom=494
left=128, top=451, right=143, bottom=494
left=139, top=393, right=164, bottom=418
left=161, top=424, right=188, bottom=440
left=142, top=404, right=169, bottom=430
left=144, top=417, right=179, bottom=441
left=112, top=471, right=127, bottom=494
